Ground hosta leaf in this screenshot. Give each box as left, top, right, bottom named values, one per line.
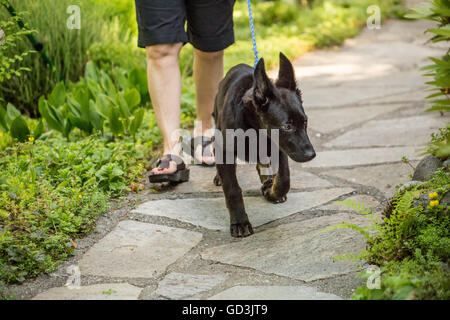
left=33, top=119, right=44, bottom=139
left=48, top=82, right=66, bottom=108
left=130, top=108, right=145, bottom=135
left=0, top=104, right=7, bottom=130
left=6, top=103, right=20, bottom=128
left=10, top=115, right=30, bottom=142
left=89, top=100, right=104, bottom=131
left=123, top=88, right=141, bottom=110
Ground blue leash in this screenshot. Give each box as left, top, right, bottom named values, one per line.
left=246, top=0, right=259, bottom=67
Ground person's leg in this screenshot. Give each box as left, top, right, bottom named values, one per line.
left=193, top=49, right=223, bottom=163
left=147, top=43, right=184, bottom=174
left=193, top=49, right=223, bottom=133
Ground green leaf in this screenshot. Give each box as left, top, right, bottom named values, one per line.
left=117, top=92, right=130, bottom=118
left=38, top=96, right=64, bottom=133
left=5, top=103, right=20, bottom=128
left=108, top=107, right=123, bottom=136
left=85, top=61, right=98, bottom=81
left=74, top=85, right=90, bottom=110
left=68, top=114, right=93, bottom=134
left=88, top=100, right=104, bottom=131
left=0, top=104, right=7, bottom=130
left=48, top=82, right=66, bottom=107
left=33, top=119, right=44, bottom=139
left=10, top=115, right=30, bottom=142
left=123, top=88, right=141, bottom=110
left=130, top=108, right=145, bottom=136
left=427, top=28, right=450, bottom=37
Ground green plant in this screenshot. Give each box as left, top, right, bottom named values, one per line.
left=0, top=6, right=34, bottom=85
left=406, top=0, right=450, bottom=113
left=38, top=62, right=147, bottom=141
left=423, top=124, right=450, bottom=160
left=0, top=0, right=129, bottom=115
left=0, top=103, right=44, bottom=142
left=0, top=133, right=150, bottom=284
left=333, top=170, right=450, bottom=300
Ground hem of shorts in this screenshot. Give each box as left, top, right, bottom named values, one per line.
left=137, top=31, right=188, bottom=48
left=188, top=31, right=235, bottom=52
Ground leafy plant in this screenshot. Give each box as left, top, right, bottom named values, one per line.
left=422, top=124, right=450, bottom=160
left=38, top=62, right=147, bottom=141
left=0, top=103, right=43, bottom=142
left=406, top=0, right=450, bottom=113
left=336, top=170, right=450, bottom=300
left=0, top=6, right=34, bottom=86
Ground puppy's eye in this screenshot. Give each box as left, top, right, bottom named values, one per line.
left=281, top=122, right=293, bottom=131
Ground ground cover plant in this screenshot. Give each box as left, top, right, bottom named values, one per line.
left=330, top=0, right=450, bottom=299
left=0, top=0, right=402, bottom=297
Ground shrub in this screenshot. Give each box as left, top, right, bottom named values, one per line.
left=0, top=0, right=125, bottom=115
left=0, top=4, right=34, bottom=84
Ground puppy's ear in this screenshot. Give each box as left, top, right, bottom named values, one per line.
left=276, top=52, right=296, bottom=91
left=253, top=58, right=274, bottom=111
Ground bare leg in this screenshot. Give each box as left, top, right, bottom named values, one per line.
left=193, top=49, right=224, bottom=163
left=146, top=43, right=183, bottom=174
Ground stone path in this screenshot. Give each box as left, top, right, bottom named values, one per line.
left=32, top=2, right=448, bottom=300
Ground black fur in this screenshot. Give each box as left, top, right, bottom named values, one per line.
left=213, top=52, right=316, bottom=238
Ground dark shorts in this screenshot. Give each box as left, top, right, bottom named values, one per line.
left=135, top=0, right=236, bottom=52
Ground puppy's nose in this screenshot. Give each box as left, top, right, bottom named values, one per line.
left=305, top=148, right=316, bottom=161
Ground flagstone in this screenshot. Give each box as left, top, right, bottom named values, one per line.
left=132, top=188, right=353, bottom=231
left=306, top=104, right=405, bottom=134
left=172, top=164, right=332, bottom=194
left=33, top=283, right=142, bottom=300
left=156, top=273, right=228, bottom=300
left=208, top=285, right=342, bottom=300
left=79, top=221, right=202, bottom=278
left=319, top=194, right=380, bottom=211
left=324, top=163, right=415, bottom=198
left=324, top=116, right=445, bottom=148
left=301, top=147, right=420, bottom=168
left=201, top=213, right=369, bottom=282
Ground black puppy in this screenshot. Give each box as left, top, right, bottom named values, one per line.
left=213, top=52, right=316, bottom=238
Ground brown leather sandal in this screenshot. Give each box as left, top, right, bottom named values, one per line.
left=148, top=154, right=190, bottom=183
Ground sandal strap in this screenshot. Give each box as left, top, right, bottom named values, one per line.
left=191, top=136, right=215, bottom=157
left=155, top=154, right=186, bottom=171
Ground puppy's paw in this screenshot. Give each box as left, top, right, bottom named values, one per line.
left=262, top=180, right=287, bottom=203
left=213, top=174, right=222, bottom=186
left=230, top=222, right=254, bottom=238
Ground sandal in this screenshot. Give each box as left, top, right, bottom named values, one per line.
left=148, top=154, right=190, bottom=183
left=183, top=136, right=215, bottom=166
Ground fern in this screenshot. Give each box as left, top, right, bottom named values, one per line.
left=324, top=222, right=370, bottom=241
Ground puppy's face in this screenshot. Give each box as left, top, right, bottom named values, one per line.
left=248, top=53, right=316, bottom=162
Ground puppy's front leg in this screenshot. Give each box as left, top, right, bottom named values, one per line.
left=216, top=163, right=254, bottom=237
left=262, top=151, right=290, bottom=203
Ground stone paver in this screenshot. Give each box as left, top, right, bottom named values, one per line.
left=208, top=286, right=342, bottom=300
left=324, top=163, right=415, bottom=197
left=306, top=104, right=405, bottom=134
left=32, top=283, right=142, bottom=300
left=156, top=273, right=228, bottom=300
left=324, top=116, right=445, bottom=148
left=301, top=147, right=420, bottom=168
left=201, top=213, right=370, bottom=282
left=319, top=195, right=380, bottom=211
left=79, top=221, right=202, bottom=278
left=132, top=188, right=353, bottom=231
left=173, top=165, right=331, bottom=193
